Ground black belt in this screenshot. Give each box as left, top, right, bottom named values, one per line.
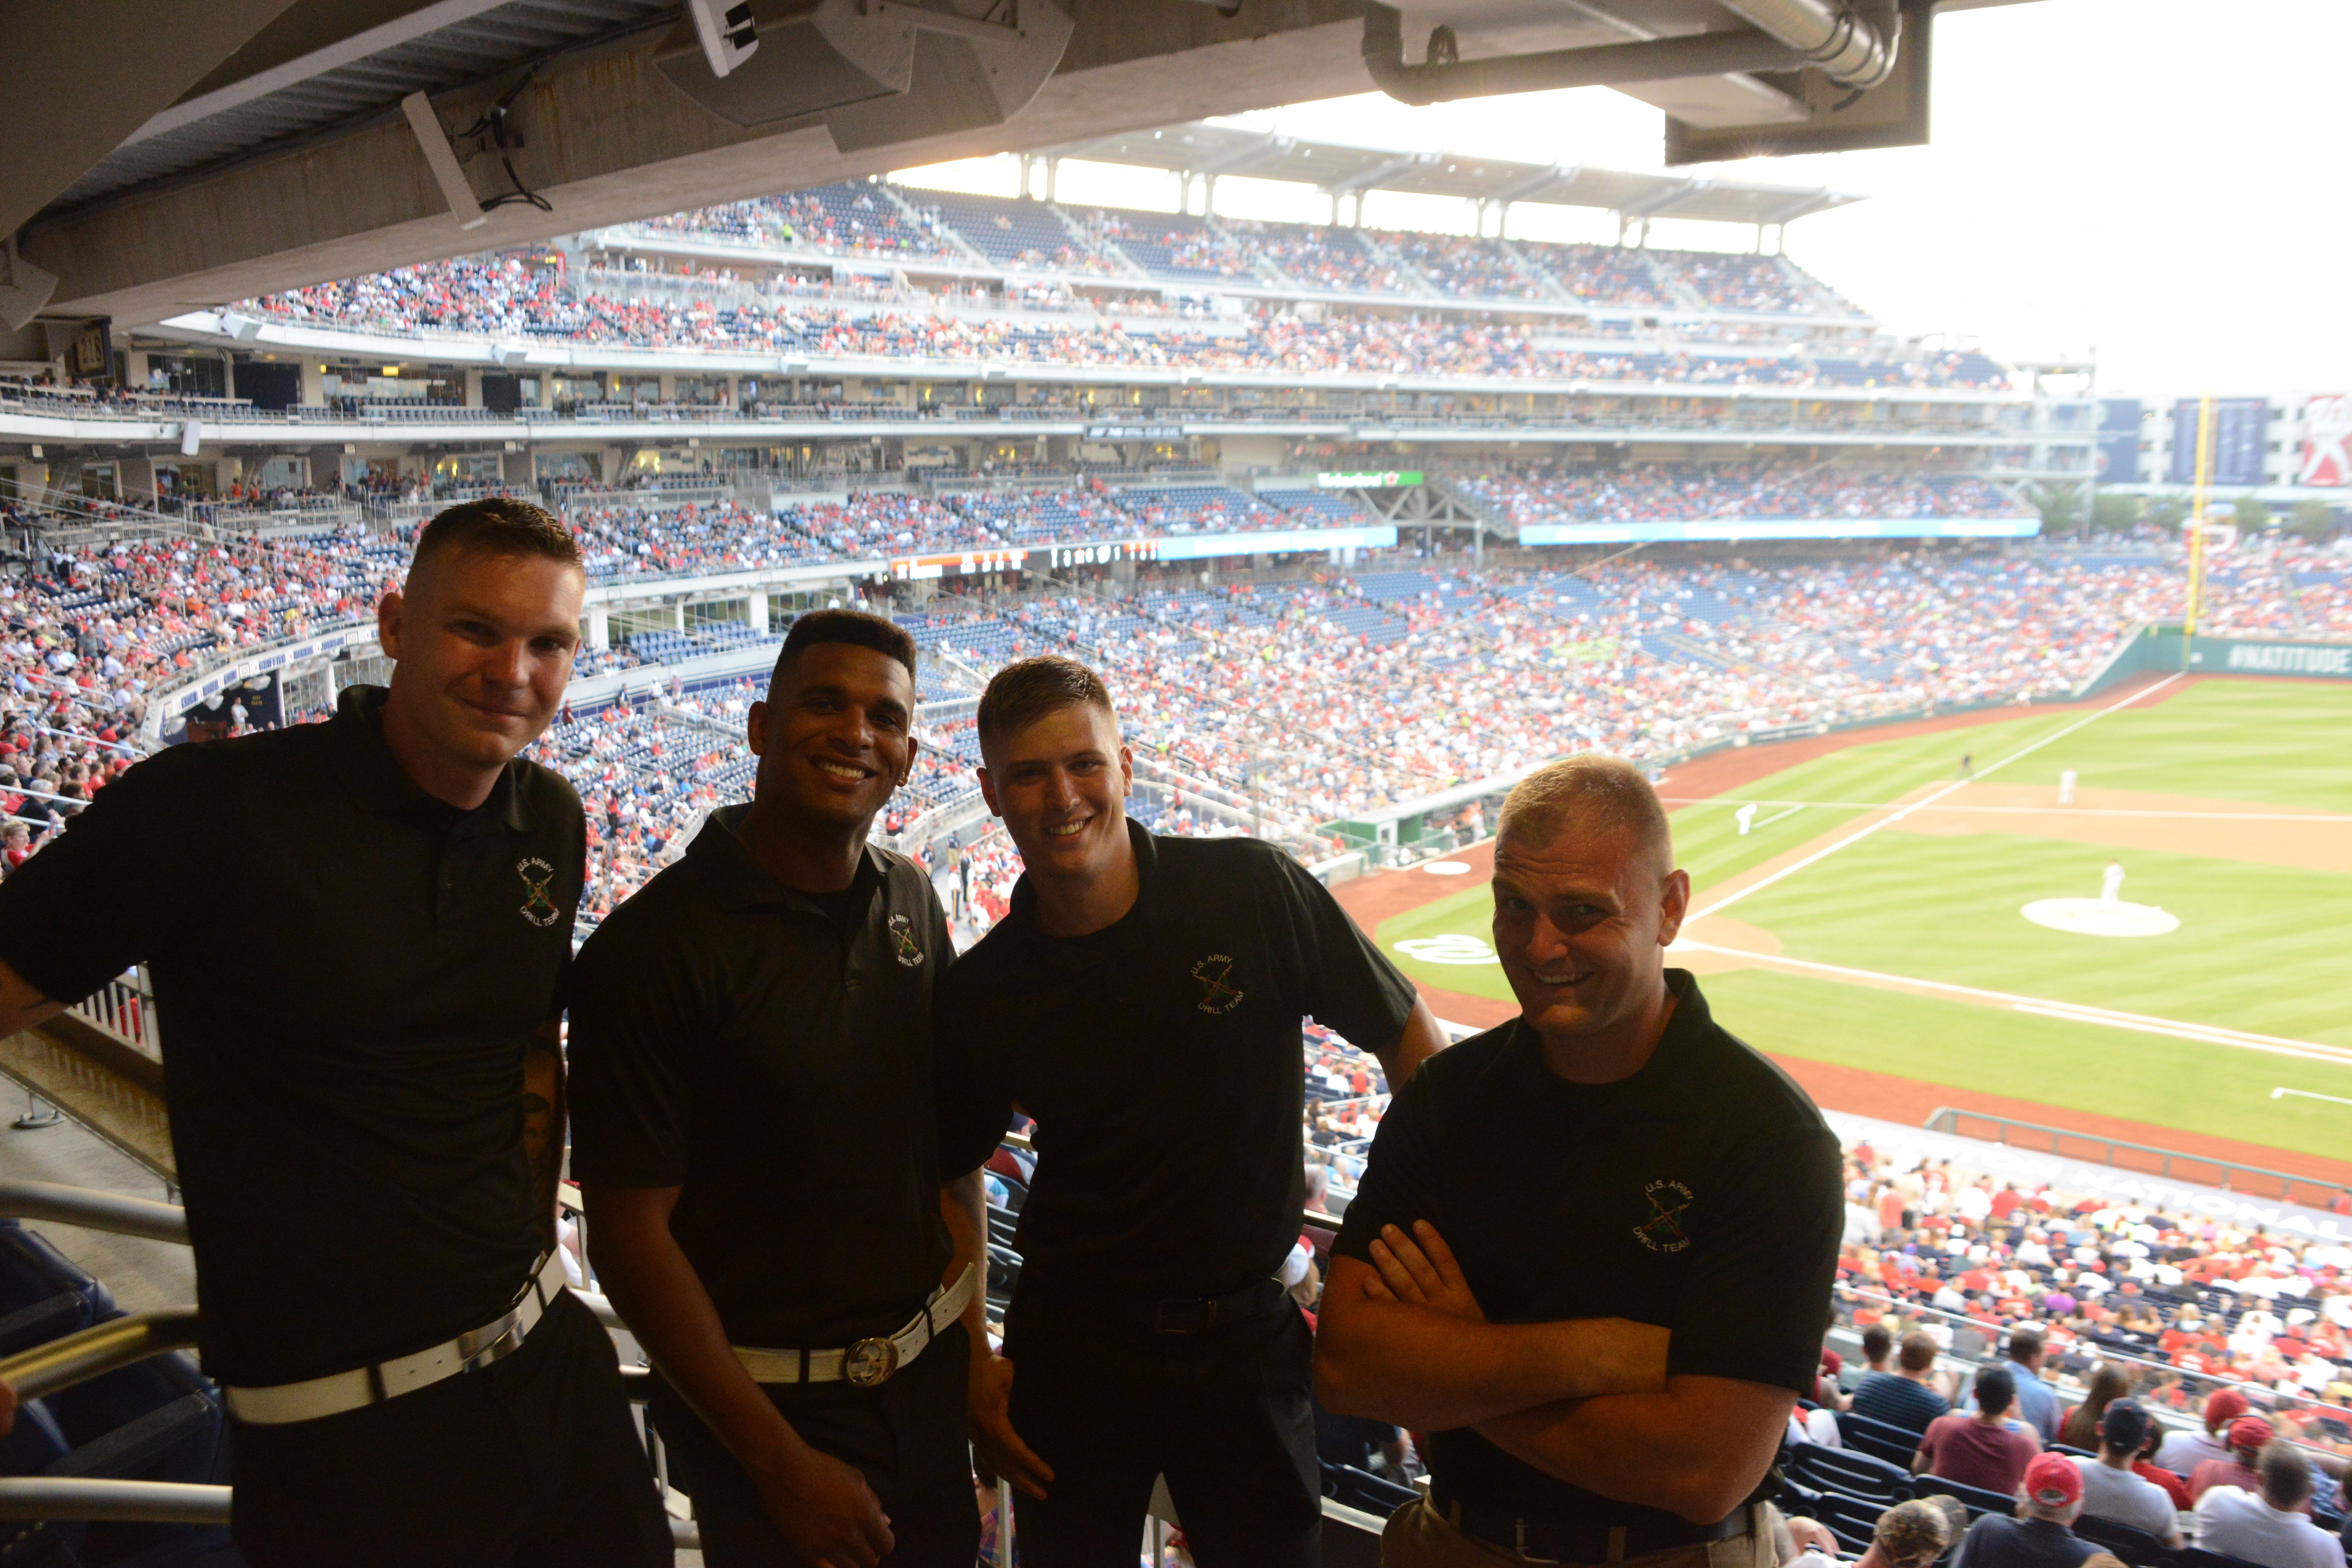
left=1110, top=1277, right=1288, bottom=1335
left=1435, top=1489, right=1751, bottom=1564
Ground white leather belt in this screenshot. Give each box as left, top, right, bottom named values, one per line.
left=734, top=1264, right=976, bottom=1389
left=224, top=1252, right=570, bottom=1426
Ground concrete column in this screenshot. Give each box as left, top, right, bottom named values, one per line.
left=585, top=605, right=610, bottom=650
left=746, top=593, right=769, bottom=633
left=464, top=367, right=485, bottom=408
left=299, top=362, right=329, bottom=405
left=118, top=456, right=159, bottom=503
left=501, top=450, right=533, bottom=487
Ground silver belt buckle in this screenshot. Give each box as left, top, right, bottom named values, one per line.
left=455, top=1309, right=527, bottom=1372
left=843, top=1335, right=899, bottom=1388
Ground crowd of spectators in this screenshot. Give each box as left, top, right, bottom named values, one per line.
left=1381, top=231, right=1551, bottom=300
left=571, top=499, right=832, bottom=579
left=1777, top=1129, right=2352, bottom=1568
left=1454, top=461, right=2029, bottom=527
left=0, top=473, right=2342, bottom=917
left=624, top=183, right=955, bottom=261
left=606, top=187, right=1869, bottom=320
left=231, top=246, right=1970, bottom=389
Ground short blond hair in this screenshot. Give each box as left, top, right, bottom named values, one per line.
left=1496, top=754, right=1672, bottom=880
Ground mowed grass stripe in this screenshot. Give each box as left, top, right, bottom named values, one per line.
left=1671, top=708, right=2096, bottom=892
left=1721, top=833, right=2352, bottom=1048
left=2007, top=681, right=2352, bottom=810
left=1703, top=968, right=2352, bottom=1164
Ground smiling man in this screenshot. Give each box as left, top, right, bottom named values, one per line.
left=0, top=499, right=672, bottom=1565
left=566, top=609, right=989, bottom=1568
left=1315, top=754, right=1842, bottom=1568
left=936, top=654, right=1448, bottom=1567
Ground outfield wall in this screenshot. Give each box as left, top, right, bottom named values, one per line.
left=2083, top=623, right=2352, bottom=695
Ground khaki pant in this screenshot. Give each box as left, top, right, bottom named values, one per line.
left=1382, top=1498, right=1779, bottom=1568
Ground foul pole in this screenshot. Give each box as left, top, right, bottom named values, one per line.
left=2184, top=392, right=2214, bottom=666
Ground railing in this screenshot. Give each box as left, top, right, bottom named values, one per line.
left=0, top=1182, right=703, bottom=1550
left=1923, top=1108, right=2352, bottom=1211
left=0, top=1179, right=187, bottom=1242
left=68, top=968, right=163, bottom=1064
left=1833, top=1285, right=2352, bottom=1462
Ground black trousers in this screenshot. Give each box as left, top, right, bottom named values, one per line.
left=1004, top=1288, right=1321, bottom=1568
left=229, top=1287, right=673, bottom=1567
left=651, top=1320, right=979, bottom=1568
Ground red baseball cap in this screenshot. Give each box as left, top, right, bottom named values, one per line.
left=2205, top=1389, right=2251, bottom=1427
left=2023, top=1453, right=2082, bottom=1509
left=2228, top=1415, right=2275, bottom=1455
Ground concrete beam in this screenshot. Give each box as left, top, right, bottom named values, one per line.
left=0, top=0, right=300, bottom=242
left=27, top=0, right=1365, bottom=329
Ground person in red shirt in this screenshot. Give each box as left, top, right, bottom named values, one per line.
left=2130, top=1420, right=2194, bottom=1511
left=2188, top=1417, right=2312, bottom=1512
left=1913, top=1364, right=2042, bottom=1496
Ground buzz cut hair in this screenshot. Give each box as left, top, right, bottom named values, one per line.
left=1496, top=753, right=1672, bottom=882
left=408, top=496, right=582, bottom=583
left=975, top=655, right=1115, bottom=760
left=769, top=608, right=918, bottom=693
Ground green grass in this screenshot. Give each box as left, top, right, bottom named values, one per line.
left=1372, top=677, right=2352, bottom=1160
left=1698, top=969, right=2352, bottom=1162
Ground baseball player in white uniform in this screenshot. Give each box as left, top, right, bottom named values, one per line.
left=2100, top=860, right=2126, bottom=903
left=1735, top=802, right=1759, bottom=837
left=2058, top=770, right=2077, bottom=806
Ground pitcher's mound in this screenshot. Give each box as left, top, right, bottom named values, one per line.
left=2021, top=898, right=2180, bottom=938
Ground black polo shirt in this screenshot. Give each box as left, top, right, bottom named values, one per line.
left=0, top=685, right=584, bottom=1387
left=1334, top=970, right=1842, bottom=1528
left=564, top=806, right=960, bottom=1348
left=937, top=822, right=1418, bottom=1302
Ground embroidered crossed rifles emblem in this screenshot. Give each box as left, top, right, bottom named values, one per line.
left=516, top=857, right=560, bottom=928
left=888, top=913, right=925, bottom=968
left=1190, top=954, right=1244, bottom=1015
left=1634, top=1179, right=1694, bottom=1254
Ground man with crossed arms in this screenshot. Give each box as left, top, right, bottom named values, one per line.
left=1318, top=754, right=1843, bottom=1568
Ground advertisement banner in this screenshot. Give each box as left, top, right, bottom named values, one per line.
left=2096, top=398, right=2141, bottom=482
left=2170, top=398, right=2268, bottom=486
left=2297, top=393, right=2352, bottom=487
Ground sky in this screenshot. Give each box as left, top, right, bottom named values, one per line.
left=896, top=0, right=2352, bottom=398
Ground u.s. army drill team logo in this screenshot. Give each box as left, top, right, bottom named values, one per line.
left=887, top=913, right=925, bottom=968
left=1190, top=954, right=1244, bottom=1015
left=516, top=857, right=560, bottom=928
left=1634, top=1179, right=1694, bottom=1254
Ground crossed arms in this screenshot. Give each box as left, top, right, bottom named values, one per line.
left=1313, top=1221, right=1797, bottom=1525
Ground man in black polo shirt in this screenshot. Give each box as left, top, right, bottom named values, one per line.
left=567, top=610, right=987, bottom=1568
left=1316, top=754, right=1842, bottom=1568
left=937, top=655, right=1449, bottom=1568
left=0, top=500, right=671, bottom=1566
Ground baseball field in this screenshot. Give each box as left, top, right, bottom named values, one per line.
left=1356, top=675, right=2352, bottom=1172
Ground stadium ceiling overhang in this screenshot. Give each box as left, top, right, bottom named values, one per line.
left=1026, top=121, right=1866, bottom=230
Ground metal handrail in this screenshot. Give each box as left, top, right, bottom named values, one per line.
left=0, top=1180, right=188, bottom=1243
left=0, top=1478, right=229, bottom=1524
left=0, top=1309, right=200, bottom=1401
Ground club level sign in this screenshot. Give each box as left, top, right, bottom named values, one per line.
left=1317, top=470, right=1423, bottom=489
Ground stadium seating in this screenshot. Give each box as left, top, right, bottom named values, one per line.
left=222, top=236, right=1989, bottom=390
